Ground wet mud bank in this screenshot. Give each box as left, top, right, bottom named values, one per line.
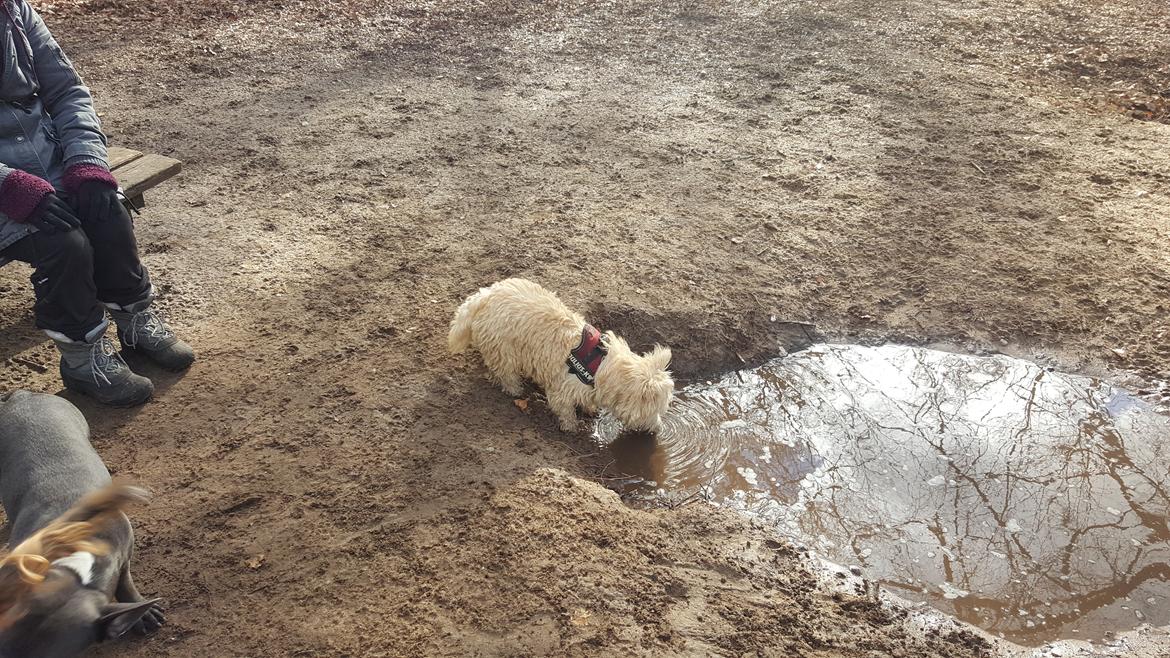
left=597, top=343, right=1170, bottom=653
left=588, top=304, right=822, bottom=382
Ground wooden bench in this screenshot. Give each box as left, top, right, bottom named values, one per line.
left=0, top=148, right=180, bottom=267
left=107, top=146, right=183, bottom=210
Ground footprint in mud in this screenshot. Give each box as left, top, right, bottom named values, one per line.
left=595, top=343, right=1170, bottom=646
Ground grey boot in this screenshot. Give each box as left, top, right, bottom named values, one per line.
left=107, top=295, right=195, bottom=372
left=49, top=322, right=155, bottom=407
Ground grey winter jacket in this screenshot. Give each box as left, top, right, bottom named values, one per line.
left=0, top=0, right=108, bottom=253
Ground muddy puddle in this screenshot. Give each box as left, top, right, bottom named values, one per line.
left=594, top=344, right=1170, bottom=645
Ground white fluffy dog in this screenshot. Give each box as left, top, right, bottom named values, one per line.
left=449, top=278, right=674, bottom=432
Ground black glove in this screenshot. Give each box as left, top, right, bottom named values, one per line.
left=29, top=193, right=81, bottom=234
left=72, top=180, right=122, bottom=224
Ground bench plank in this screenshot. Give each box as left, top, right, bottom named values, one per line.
left=107, top=146, right=144, bottom=170
left=113, top=153, right=182, bottom=200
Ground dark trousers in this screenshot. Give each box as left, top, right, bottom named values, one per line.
left=1, top=202, right=151, bottom=341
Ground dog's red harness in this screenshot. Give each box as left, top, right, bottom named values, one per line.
left=567, top=324, right=607, bottom=386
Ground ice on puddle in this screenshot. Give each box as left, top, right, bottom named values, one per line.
left=736, top=467, right=759, bottom=487
left=1004, top=519, right=1023, bottom=533
left=940, top=582, right=969, bottom=600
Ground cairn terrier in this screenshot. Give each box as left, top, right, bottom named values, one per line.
left=449, top=278, right=674, bottom=431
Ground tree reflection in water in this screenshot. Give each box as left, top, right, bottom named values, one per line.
left=595, top=344, right=1170, bottom=644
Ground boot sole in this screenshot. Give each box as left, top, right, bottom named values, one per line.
left=62, top=377, right=154, bottom=408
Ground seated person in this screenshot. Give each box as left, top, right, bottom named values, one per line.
left=0, top=1, right=193, bottom=406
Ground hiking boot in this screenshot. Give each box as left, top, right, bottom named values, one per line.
left=106, top=297, right=195, bottom=372
left=49, top=322, right=154, bottom=407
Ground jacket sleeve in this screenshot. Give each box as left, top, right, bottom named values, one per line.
left=19, top=0, right=109, bottom=170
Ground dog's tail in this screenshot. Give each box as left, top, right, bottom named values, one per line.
left=448, top=286, right=491, bottom=354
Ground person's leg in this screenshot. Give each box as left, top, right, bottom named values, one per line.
left=80, top=200, right=152, bottom=307
left=0, top=228, right=154, bottom=406
left=0, top=227, right=105, bottom=340
left=79, top=203, right=195, bottom=371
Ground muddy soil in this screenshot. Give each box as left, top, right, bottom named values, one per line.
left=3, top=0, right=1169, bottom=656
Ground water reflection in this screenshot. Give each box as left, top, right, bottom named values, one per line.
left=594, top=344, right=1170, bottom=645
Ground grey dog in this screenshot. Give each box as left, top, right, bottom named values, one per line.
left=0, top=391, right=163, bottom=658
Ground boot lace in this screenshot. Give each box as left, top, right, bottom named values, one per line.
left=90, top=337, right=126, bottom=387
left=123, top=309, right=175, bottom=350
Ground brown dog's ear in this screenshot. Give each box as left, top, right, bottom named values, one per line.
left=645, top=345, right=672, bottom=371
left=0, top=554, right=49, bottom=625
left=98, top=599, right=161, bottom=641
left=60, top=484, right=150, bottom=525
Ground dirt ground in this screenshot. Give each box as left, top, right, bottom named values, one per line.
left=3, top=0, right=1169, bottom=656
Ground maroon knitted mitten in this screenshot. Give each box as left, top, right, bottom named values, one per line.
left=63, top=164, right=118, bottom=196
left=0, top=169, right=55, bottom=223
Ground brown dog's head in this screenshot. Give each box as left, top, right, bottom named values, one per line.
left=596, top=334, right=674, bottom=431
left=0, top=485, right=156, bottom=658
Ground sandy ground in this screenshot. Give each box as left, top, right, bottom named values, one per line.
left=3, top=0, right=1170, bottom=655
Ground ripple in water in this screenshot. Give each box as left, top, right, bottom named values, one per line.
left=593, top=344, right=1170, bottom=645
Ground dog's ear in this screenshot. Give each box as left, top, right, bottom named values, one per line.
left=61, top=484, right=150, bottom=525
left=603, top=331, right=629, bottom=352
left=0, top=555, right=48, bottom=625
left=98, top=599, right=161, bottom=641
left=645, top=345, right=672, bottom=371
